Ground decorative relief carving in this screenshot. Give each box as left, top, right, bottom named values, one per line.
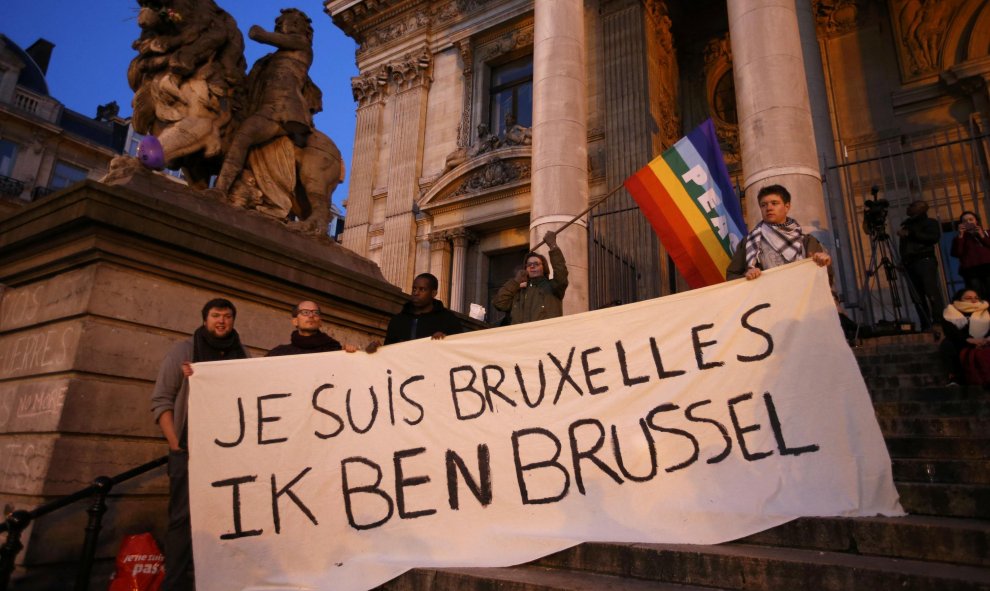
left=388, top=45, right=433, bottom=92
left=449, top=227, right=477, bottom=246
left=813, top=0, right=862, bottom=36
left=456, top=40, right=475, bottom=149
left=480, top=28, right=535, bottom=60
left=351, top=65, right=389, bottom=106
left=644, top=0, right=672, bottom=42
left=653, top=7, right=679, bottom=149
left=359, top=10, right=431, bottom=54
left=451, top=156, right=530, bottom=197
left=429, top=230, right=451, bottom=248
left=703, top=33, right=740, bottom=168
left=890, top=0, right=962, bottom=79
left=703, top=35, right=731, bottom=70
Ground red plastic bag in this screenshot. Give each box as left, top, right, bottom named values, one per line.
left=108, top=533, right=164, bottom=591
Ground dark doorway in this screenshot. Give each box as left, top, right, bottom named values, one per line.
left=486, top=246, right=528, bottom=325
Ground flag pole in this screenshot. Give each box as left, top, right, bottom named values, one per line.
left=530, top=182, right=627, bottom=250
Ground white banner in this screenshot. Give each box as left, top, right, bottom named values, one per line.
left=188, top=260, right=903, bottom=591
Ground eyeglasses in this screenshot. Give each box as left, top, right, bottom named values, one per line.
left=525, top=262, right=542, bottom=268
left=297, top=309, right=321, bottom=317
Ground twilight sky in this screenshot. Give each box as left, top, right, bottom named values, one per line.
left=1, top=1, right=359, bottom=208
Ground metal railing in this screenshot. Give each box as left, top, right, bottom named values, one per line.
left=827, top=121, right=990, bottom=327
left=0, top=455, right=167, bottom=591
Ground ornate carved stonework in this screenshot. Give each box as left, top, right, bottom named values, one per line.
left=388, top=45, right=433, bottom=92
left=451, top=156, right=531, bottom=197
left=704, top=35, right=731, bottom=70
left=359, top=9, right=431, bottom=54
left=456, top=40, right=474, bottom=149
left=351, top=65, right=389, bottom=107
left=480, top=28, right=535, bottom=61
left=644, top=0, right=672, bottom=44
left=429, top=229, right=451, bottom=249
left=653, top=5, right=680, bottom=149
left=703, top=33, right=741, bottom=168
left=890, top=0, right=964, bottom=80
left=813, top=0, right=862, bottom=36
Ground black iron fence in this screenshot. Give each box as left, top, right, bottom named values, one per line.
left=0, top=455, right=167, bottom=591
left=826, top=120, right=990, bottom=328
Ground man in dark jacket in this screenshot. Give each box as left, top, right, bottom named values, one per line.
left=898, top=200, right=945, bottom=329
left=383, top=273, right=463, bottom=344
left=266, top=300, right=344, bottom=356
left=150, top=298, right=249, bottom=591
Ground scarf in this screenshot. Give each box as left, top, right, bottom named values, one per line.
left=944, top=300, right=990, bottom=338
left=745, top=218, right=805, bottom=270
left=290, top=330, right=338, bottom=350
left=193, top=325, right=247, bottom=362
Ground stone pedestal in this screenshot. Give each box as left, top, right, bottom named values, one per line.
left=0, top=173, right=404, bottom=588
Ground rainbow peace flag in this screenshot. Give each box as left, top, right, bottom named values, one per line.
left=623, top=119, right=746, bottom=288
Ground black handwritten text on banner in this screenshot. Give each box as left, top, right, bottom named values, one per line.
left=188, top=260, right=902, bottom=591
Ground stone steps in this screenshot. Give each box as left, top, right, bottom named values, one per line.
left=897, top=482, right=990, bottom=519
left=532, top=541, right=990, bottom=591
left=738, top=515, right=989, bottom=567
left=893, top=458, right=990, bottom=484
left=867, top=386, right=989, bottom=402
left=885, top=436, right=990, bottom=459
left=878, top=416, right=990, bottom=437
left=377, top=566, right=722, bottom=591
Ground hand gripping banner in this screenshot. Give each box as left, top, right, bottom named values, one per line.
left=188, top=261, right=902, bottom=591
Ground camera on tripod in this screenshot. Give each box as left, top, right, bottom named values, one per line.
left=862, top=186, right=889, bottom=238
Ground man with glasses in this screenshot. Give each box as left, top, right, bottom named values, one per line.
left=493, top=230, right=569, bottom=325
left=266, top=300, right=345, bottom=356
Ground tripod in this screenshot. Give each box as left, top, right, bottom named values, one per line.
left=856, top=226, right=916, bottom=338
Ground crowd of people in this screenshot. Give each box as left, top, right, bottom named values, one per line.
left=149, top=181, right=987, bottom=588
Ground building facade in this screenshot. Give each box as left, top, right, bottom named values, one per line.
left=326, top=0, right=990, bottom=326
left=0, top=34, right=128, bottom=216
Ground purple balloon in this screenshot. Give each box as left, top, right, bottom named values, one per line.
left=136, top=135, right=165, bottom=170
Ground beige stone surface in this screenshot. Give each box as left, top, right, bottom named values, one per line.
left=0, top=177, right=405, bottom=578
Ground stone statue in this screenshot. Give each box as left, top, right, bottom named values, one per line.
left=107, top=4, right=344, bottom=238
left=442, top=122, right=501, bottom=173
left=213, top=8, right=343, bottom=235
left=502, top=112, right=532, bottom=146
left=122, top=0, right=246, bottom=187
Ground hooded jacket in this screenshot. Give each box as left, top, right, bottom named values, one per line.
left=493, top=246, right=568, bottom=324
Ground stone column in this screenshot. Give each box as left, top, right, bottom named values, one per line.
left=728, top=0, right=828, bottom=230
left=428, top=230, right=452, bottom=306
left=341, top=67, right=388, bottom=256
left=380, top=47, right=432, bottom=289
left=532, top=0, right=589, bottom=314
left=449, top=228, right=474, bottom=313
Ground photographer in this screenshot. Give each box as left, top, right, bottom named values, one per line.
left=951, top=211, right=990, bottom=299
left=898, top=200, right=944, bottom=330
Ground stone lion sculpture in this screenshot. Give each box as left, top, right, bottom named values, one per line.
left=106, top=2, right=344, bottom=237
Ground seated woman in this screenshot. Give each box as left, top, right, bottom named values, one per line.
left=950, top=211, right=990, bottom=298
left=941, top=289, right=990, bottom=385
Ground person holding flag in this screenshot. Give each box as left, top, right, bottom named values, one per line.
left=725, top=184, right=832, bottom=281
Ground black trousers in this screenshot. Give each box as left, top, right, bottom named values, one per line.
left=904, top=257, right=945, bottom=329
left=162, top=450, right=195, bottom=591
